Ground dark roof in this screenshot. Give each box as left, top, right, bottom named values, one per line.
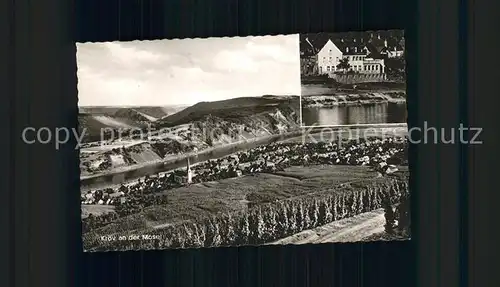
left=366, top=52, right=385, bottom=59
left=300, top=33, right=372, bottom=56
left=300, top=31, right=404, bottom=57
left=333, top=40, right=370, bottom=55
left=299, top=33, right=331, bottom=56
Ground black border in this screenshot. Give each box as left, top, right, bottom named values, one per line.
left=4, top=0, right=498, bottom=286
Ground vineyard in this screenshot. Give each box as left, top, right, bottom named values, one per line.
left=83, top=172, right=409, bottom=251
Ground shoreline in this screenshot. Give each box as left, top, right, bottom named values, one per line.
left=80, top=129, right=304, bottom=181
left=301, top=93, right=406, bottom=108
left=80, top=124, right=408, bottom=191
left=303, top=98, right=406, bottom=108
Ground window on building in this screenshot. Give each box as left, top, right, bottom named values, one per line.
left=327, top=66, right=330, bottom=72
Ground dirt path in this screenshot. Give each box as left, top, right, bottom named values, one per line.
left=269, top=209, right=386, bottom=245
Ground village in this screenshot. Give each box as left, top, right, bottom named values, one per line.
left=81, top=135, right=407, bottom=232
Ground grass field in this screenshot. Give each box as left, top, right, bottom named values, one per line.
left=81, top=205, right=116, bottom=219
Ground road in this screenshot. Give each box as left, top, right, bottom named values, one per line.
left=269, top=208, right=386, bottom=245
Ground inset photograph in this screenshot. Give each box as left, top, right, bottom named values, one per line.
left=300, top=30, right=406, bottom=127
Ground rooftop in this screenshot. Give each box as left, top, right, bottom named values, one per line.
left=300, top=31, right=404, bottom=58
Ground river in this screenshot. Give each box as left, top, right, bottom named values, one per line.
left=80, top=131, right=303, bottom=191
left=302, top=102, right=407, bottom=126
left=80, top=124, right=408, bottom=192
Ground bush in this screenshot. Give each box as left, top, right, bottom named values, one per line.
left=83, top=178, right=409, bottom=251
left=396, top=192, right=410, bottom=236
left=382, top=196, right=396, bottom=234
left=382, top=191, right=411, bottom=237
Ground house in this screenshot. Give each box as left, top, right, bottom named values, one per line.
left=378, top=39, right=404, bottom=58
left=314, top=37, right=385, bottom=74
left=316, top=39, right=343, bottom=74
left=386, top=46, right=404, bottom=58
left=301, top=33, right=389, bottom=76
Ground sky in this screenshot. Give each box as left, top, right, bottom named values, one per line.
left=77, top=34, right=301, bottom=107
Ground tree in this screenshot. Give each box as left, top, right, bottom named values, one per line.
left=385, top=57, right=405, bottom=74
left=382, top=196, right=396, bottom=234
left=396, top=193, right=411, bottom=236
left=336, top=58, right=351, bottom=73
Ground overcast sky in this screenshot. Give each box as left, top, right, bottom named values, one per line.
left=77, top=35, right=300, bottom=107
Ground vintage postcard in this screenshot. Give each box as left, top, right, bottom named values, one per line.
left=78, top=31, right=410, bottom=252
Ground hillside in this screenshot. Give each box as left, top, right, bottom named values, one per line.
left=78, top=106, right=190, bottom=143
left=78, top=114, right=147, bottom=143
left=83, top=165, right=409, bottom=250
left=134, top=106, right=187, bottom=119
left=80, top=96, right=301, bottom=176
left=113, top=108, right=154, bottom=123
left=79, top=106, right=185, bottom=119
left=155, top=96, right=298, bottom=127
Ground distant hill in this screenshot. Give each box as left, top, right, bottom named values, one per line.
left=79, top=106, right=186, bottom=119
left=78, top=114, right=146, bottom=142
left=113, top=108, right=154, bottom=122
left=155, top=96, right=298, bottom=127
left=78, top=106, right=188, bottom=142
left=79, top=96, right=302, bottom=177
left=133, top=106, right=187, bottom=119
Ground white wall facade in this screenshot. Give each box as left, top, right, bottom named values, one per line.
left=344, top=54, right=367, bottom=72
left=362, top=58, right=385, bottom=73
left=317, top=40, right=343, bottom=74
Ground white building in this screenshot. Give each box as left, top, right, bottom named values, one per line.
left=316, top=39, right=343, bottom=74
left=316, top=39, right=385, bottom=75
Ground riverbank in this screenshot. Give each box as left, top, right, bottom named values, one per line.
left=80, top=130, right=303, bottom=185
left=301, top=92, right=406, bottom=108
left=80, top=125, right=408, bottom=191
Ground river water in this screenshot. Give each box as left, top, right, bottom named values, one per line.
left=302, top=102, right=407, bottom=126
left=81, top=101, right=407, bottom=190
left=80, top=132, right=303, bottom=191
left=80, top=124, right=408, bottom=191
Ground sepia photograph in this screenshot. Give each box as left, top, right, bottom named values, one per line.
left=78, top=33, right=410, bottom=252
left=300, top=30, right=407, bottom=127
